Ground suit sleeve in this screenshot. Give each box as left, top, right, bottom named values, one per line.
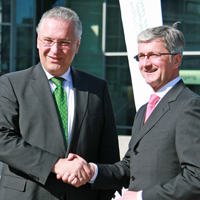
left=92, top=137, right=131, bottom=190
left=142, top=97, right=200, bottom=200
left=92, top=103, right=143, bottom=191
left=0, top=75, right=59, bottom=185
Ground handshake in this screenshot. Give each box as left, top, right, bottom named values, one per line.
left=52, top=153, right=138, bottom=200
left=51, top=153, right=95, bottom=187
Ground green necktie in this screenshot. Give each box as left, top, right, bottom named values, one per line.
left=51, top=77, right=68, bottom=147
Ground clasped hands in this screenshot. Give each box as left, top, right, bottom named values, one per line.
left=52, top=153, right=95, bottom=187
left=52, top=154, right=139, bottom=199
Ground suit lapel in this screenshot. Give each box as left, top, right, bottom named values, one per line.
left=30, top=63, right=66, bottom=155
left=66, top=68, right=88, bottom=154
left=132, top=80, right=186, bottom=149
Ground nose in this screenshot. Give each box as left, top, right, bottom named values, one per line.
left=50, top=42, right=61, bottom=54
left=142, top=56, right=152, bottom=67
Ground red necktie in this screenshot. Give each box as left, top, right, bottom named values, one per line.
left=144, top=94, right=160, bottom=123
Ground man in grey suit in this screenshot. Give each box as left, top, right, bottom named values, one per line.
left=0, top=6, right=120, bottom=200
left=66, top=23, right=200, bottom=200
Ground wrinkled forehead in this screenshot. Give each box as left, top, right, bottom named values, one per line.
left=37, top=18, right=76, bottom=40
left=38, top=17, right=74, bottom=33
left=138, top=39, right=167, bottom=53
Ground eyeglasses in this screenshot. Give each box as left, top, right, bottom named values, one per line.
left=134, top=52, right=178, bottom=62
left=39, top=38, right=72, bottom=50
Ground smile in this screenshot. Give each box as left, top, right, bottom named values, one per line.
left=49, top=56, right=62, bottom=62
left=146, top=68, right=157, bottom=73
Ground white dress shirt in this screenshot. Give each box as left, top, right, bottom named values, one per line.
left=155, top=76, right=181, bottom=102
left=42, top=66, right=74, bottom=144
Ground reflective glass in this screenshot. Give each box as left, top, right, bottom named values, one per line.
left=181, top=56, right=200, bottom=95
left=107, top=0, right=119, bottom=5
left=72, top=55, right=103, bottom=78
left=70, top=0, right=103, bottom=77
left=162, top=0, right=200, bottom=97
left=162, top=0, right=200, bottom=51
left=106, top=56, right=135, bottom=135
left=17, top=0, right=34, bottom=25
left=1, top=0, right=11, bottom=23
left=53, top=0, right=64, bottom=7
left=106, top=3, right=126, bottom=52
left=16, top=26, right=33, bottom=71
left=70, top=1, right=102, bottom=54
left=182, top=56, right=200, bottom=70
left=0, top=26, right=10, bottom=75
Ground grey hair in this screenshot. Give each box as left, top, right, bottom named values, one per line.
left=137, top=22, right=185, bottom=57
left=36, top=6, right=82, bottom=40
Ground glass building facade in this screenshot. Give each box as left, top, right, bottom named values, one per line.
left=1, top=0, right=200, bottom=135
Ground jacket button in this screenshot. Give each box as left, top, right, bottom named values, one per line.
left=131, top=176, right=136, bottom=181
left=134, top=149, right=139, bottom=155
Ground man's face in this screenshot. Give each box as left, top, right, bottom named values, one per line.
left=37, top=18, right=80, bottom=76
left=138, top=39, right=181, bottom=92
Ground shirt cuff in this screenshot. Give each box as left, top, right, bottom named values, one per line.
left=137, top=190, right=143, bottom=200
left=88, top=163, right=98, bottom=183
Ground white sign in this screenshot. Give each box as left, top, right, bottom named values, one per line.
left=119, top=0, right=163, bottom=110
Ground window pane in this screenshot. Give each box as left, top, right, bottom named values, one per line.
left=162, top=0, right=200, bottom=97
left=182, top=56, right=200, bottom=70
left=106, top=56, right=135, bottom=135
left=107, top=0, right=119, bottom=5
left=17, top=0, right=34, bottom=25
left=70, top=0, right=103, bottom=77
left=162, top=0, right=200, bottom=51
left=0, top=25, right=10, bottom=75
left=72, top=55, right=103, bottom=78
left=53, top=0, right=64, bottom=7
left=106, top=3, right=126, bottom=52
left=1, top=0, right=11, bottom=23
left=16, top=26, right=33, bottom=71
left=70, top=1, right=103, bottom=54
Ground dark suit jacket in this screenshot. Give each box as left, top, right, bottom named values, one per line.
left=0, top=63, right=120, bottom=200
left=93, top=80, right=200, bottom=200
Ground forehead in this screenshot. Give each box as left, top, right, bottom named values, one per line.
left=138, top=39, right=167, bottom=53
left=38, top=18, right=75, bottom=38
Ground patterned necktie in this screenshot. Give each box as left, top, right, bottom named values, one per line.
left=51, top=77, right=68, bottom=147
left=144, top=94, right=160, bottom=123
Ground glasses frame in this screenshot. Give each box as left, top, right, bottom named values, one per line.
left=39, top=37, right=72, bottom=50
left=134, top=52, right=179, bottom=62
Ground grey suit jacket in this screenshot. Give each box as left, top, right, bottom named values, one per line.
left=93, top=80, right=200, bottom=200
left=0, top=63, right=120, bottom=200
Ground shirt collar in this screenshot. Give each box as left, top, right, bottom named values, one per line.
left=42, top=66, right=72, bottom=83
left=156, top=76, right=181, bottom=99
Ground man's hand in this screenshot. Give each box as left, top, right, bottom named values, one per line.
left=52, top=154, right=93, bottom=187
left=118, top=191, right=138, bottom=200
left=63, top=153, right=96, bottom=187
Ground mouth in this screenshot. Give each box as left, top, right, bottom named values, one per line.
left=49, top=56, right=62, bottom=62
left=145, top=68, right=157, bottom=73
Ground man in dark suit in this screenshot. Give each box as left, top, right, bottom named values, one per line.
left=0, top=6, right=120, bottom=200
left=66, top=23, right=200, bottom=200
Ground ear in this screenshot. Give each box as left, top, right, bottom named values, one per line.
left=173, top=54, right=182, bottom=69
left=75, top=38, right=81, bottom=54
left=37, top=36, right=40, bottom=49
